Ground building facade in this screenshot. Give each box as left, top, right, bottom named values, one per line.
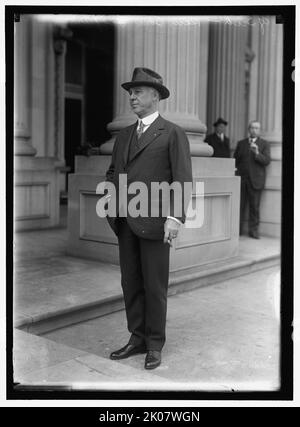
left=14, top=14, right=282, bottom=240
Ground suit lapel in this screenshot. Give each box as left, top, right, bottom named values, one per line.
left=127, top=115, right=165, bottom=164
left=243, top=138, right=250, bottom=152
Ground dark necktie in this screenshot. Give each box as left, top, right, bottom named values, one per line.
left=137, top=121, right=145, bottom=139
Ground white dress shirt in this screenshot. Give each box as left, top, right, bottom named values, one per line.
left=249, top=137, right=257, bottom=144
left=137, top=111, right=159, bottom=133
left=217, top=132, right=224, bottom=141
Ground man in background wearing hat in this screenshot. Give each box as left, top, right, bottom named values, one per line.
left=204, top=117, right=231, bottom=158
left=234, top=120, right=270, bottom=239
left=105, top=67, right=193, bottom=369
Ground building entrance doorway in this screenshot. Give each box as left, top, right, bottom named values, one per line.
left=63, top=23, right=115, bottom=198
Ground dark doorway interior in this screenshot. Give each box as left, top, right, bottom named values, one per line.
left=85, top=45, right=114, bottom=145
left=64, top=23, right=115, bottom=195
left=64, top=98, right=82, bottom=175
left=71, top=22, right=115, bottom=147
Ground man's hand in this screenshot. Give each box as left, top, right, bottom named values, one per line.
left=164, top=218, right=181, bottom=246
left=250, top=142, right=259, bottom=155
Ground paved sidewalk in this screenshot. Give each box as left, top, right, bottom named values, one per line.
left=12, top=207, right=281, bottom=391
left=14, top=266, right=280, bottom=392
left=13, top=212, right=280, bottom=333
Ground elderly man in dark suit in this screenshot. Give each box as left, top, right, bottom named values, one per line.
left=234, top=120, right=271, bottom=239
left=105, top=67, right=193, bottom=369
left=204, top=117, right=231, bottom=158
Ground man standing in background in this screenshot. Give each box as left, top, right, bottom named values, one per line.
left=205, top=117, right=231, bottom=158
left=234, top=121, right=271, bottom=239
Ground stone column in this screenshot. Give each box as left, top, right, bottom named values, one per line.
left=30, top=19, right=57, bottom=158
left=53, top=25, right=71, bottom=163
left=14, top=15, right=36, bottom=156
left=248, top=16, right=283, bottom=157
left=103, top=17, right=212, bottom=156
left=248, top=16, right=283, bottom=237
left=14, top=15, right=60, bottom=230
left=206, top=20, right=249, bottom=149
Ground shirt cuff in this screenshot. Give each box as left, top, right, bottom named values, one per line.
left=167, top=216, right=183, bottom=226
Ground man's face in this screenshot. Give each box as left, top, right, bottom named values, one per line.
left=216, top=124, right=226, bottom=134
left=248, top=122, right=261, bottom=138
left=129, top=86, right=158, bottom=118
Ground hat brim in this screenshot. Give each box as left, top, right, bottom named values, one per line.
left=121, top=81, right=170, bottom=100
left=214, top=120, right=228, bottom=126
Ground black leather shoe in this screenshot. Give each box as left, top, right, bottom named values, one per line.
left=144, top=350, right=161, bottom=370
left=249, top=231, right=260, bottom=239
left=110, top=343, right=147, bottom=360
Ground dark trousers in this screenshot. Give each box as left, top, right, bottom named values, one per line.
left=117, top=218, right=170, bottom=351
left=240, top=177, right=262, bottom=235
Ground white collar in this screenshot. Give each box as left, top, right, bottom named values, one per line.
left=138, top=111, right=159, bottom=126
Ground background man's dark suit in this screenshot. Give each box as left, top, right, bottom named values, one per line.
left=106, top=115, right=192, bottom=351
left=204, top=133, right=231, bottom=158
left=234, top=137, right=270, bottom=236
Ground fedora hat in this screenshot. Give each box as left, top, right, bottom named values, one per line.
left=121, top=67, right=170, bottom=100
left=213, top=117, right=228, bottom=126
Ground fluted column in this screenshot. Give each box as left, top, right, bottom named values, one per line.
left=248, top=16, right=283, bottom=159
left=103, top=18, right=212, bottom=156
left=14, top=15, right=36, bottom=156
left=206, top=21, right=249, bottom=149
left=53, top=30, right=67, bottom=163
left=14, top=15, right=61, bottom=230
left=248, top=16, right=283, bottom=237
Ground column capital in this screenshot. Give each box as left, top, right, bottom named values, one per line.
left=53, top=25, right=73, bottom=55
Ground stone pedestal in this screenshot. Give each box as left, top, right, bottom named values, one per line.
left=67, top=156, right=240, bottom=275
left=14, top=157, right=60, bottom=231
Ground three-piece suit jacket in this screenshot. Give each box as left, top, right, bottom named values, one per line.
left=205, top=133, right=231, bottom=158
left=105, top=115, right=193, bottom=239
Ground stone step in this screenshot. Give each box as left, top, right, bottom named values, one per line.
left=16, top=251, right=279, bottom=336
